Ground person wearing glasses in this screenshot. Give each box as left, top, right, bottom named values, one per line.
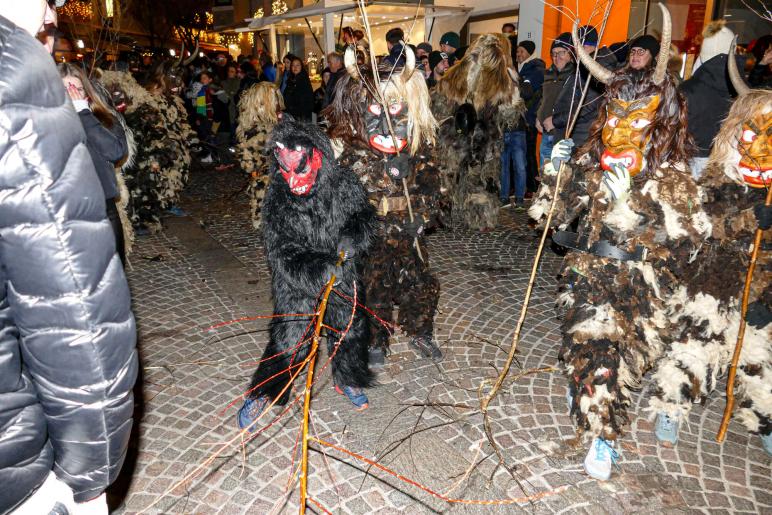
left=628, top=34, right=660, bottom=71
left=0, top=1, right=138, bottom=514
left=536, top=33, right=575, bottom=170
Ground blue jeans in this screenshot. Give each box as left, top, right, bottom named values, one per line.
left=501, top=130, right=527, bottom=201
left=539, top=133, right=554, bottom=171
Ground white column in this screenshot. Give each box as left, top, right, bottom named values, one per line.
left=517, top=1, right=545, bottom=57
left=269, top=24, right=278, bottom=59
left=322, top=12, right=335, bottom=56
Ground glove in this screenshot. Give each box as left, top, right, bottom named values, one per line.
left=403, top=219, right=424, bottom=238
left=746, top=301, right=771, bottom=329
left=754, top=204, right=771, bottom=230
left=337, top=236, right=356, bottom=261
left=602, top=163, right=631, bottom=201
left=549, top=138, right=574, bottom=170
left=543, top=161, right=558, bottom=176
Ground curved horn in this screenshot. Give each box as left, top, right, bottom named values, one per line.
left=652, top=2, right=671, bottom=85
left=175, top=41, right=185, bottom=67
left=571, top=20, right=613, bottom=84
left=727, top=36, right=750, bottom=96
left=183, top=39, right=199, bottom=66
left=402, top=43, right=415, bottom=78
left=344, top=46, right=360, bottom=80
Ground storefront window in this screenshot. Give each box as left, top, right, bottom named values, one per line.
left=718, top=0, right=771, bottom=44
left=628, top=0, right=709, bottom=53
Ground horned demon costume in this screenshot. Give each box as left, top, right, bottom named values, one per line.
left=431, top=34, right=524, bottom=231
left=238, top=117, right=375, bottom=429
left=236, top=82, right=285, bottom=229
left=648, top=51, right=771, bottom=452
left=530, top=6, right=713, bottom=479
left=98, top=65, right=194, bottom=232
left=323, top=46, right=446, bottom=360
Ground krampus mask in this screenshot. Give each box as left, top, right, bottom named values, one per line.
left=324, top=45, right=437, bottom=160
left=710, top=43, right=772, bottom=188
left=578, top=3, right=692, bottom=178
left=269, top=115, right=333, bottom=197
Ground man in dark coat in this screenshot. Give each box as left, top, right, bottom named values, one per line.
left=515, top=39, right=546, bottom=197
left=537, top=33, right=575, bottom=170
left=0, top=2, right=138, bottom=513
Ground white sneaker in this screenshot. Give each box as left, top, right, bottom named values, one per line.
left=583, top=437, right=620, bottom=481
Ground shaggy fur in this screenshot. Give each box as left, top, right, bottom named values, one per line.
left=98, top=70, right=194, bottom=231
left=246, top=118, right=375, bottom=402
left=648, top=90, right=771, bottom=436
left=237, top=82, right=284, bottom=229
left=431, top=34, right=524, bottom=231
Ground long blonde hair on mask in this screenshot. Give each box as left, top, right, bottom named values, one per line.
left=236, top=82, right=284, bottom=140
left=58, top=62, right=115, bottom=128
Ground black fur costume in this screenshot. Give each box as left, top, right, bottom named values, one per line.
left=323, top=47, right=444, bottom=352
left=245, top=118, right=375, bottom=404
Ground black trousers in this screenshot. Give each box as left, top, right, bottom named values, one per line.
left=525, top=125, right=539, bottom=194
left=106, top=198, right=126, bottom=266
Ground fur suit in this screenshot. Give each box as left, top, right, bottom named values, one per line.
left=649, top=87, right=771, bottom=438
left=245, top=117, right=375, bottom=405
left=98, top=70, right=193, bottom=232
left=323, top=46, right=445, bottom=354
left=430, top=34, right=524, bottom=231
left=236, top=82, right=284, bottom=229
left=531, top=18, right=712, bottom=440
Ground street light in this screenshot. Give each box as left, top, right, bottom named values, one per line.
left=169, top=48, right=176, bottom=57
left=76, top=39, right=84, bottom=49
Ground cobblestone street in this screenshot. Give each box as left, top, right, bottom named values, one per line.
left=112, top=164, right=771, bottom=514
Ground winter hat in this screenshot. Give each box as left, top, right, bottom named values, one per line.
left=417, top=42, right=433, bottom=55
left=440, top=32, right=461, bottom=49
left=608, top=41, right=630, bottom=64
left=577, top=26, right=599, bottom=47
left=428, top=50, right=446, bottom=71
left=517, top=40, right=536, bottom=56
left=551, top=32, right=573, bottom=52
left=630, top=34, right=660, bottom=57
left=700, top=20, right=734, bottom=63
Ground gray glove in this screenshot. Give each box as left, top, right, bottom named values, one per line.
left=549, top=138, right=574, bottom=170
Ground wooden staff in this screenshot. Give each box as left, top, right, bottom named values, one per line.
left=717, top=185, right=772, bottom=443
left=299, top=253, right=344, bottom=514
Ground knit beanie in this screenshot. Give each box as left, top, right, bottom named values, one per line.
left=700, top=20, right=734, bottom=63
left=630, top=34, right=660, bottom=57
left=417, top=42, right=433, bottom=55
left=551, top=32, right=573, bottom=52
left=577, top=26, right=599, bottom=47
left=518, top=40, right=536, bottom=56
left=440, top=32, right=461, bottom=49
left=428, top=50, right=445, bottom=71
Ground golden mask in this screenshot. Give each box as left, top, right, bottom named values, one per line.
left=600, top=95, right=660, bottom=177
left=737, top=112, right=771, bottom=188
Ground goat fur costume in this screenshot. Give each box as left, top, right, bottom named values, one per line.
left=236, top=82, right=284, bottom=229
left=323, top=46, right=445, bottom=350
left=98, top=69, right=194, bottom=232
left=431, top=33, right=524, bottom=231
left=649, top=81, right=771, bottom=438
left=245, top=117, right=375, bottom=404
left=530, top=8, right=714, bottom=441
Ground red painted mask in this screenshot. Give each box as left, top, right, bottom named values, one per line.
left=736, top=112, right=772, bottom=188
left=275, top=144, right=323, bottom=196
left=600, top=95, right=660, bottom=177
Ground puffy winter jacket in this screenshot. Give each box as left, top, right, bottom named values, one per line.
left=0, top=15, right=138, bottom=513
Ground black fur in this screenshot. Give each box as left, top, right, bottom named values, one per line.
left=246, top=118, right=375, bottom=403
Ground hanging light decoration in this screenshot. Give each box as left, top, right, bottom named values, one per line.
left=253, top=8, right=264, bottom=18
left=272, top=0, right=288, bottom=15
left=57, top=0, right=92, bottom=21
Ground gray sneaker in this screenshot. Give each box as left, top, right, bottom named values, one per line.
left=409, top=336, right=443, bottom=361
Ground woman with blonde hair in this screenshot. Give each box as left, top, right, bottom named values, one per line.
left=59, top=62, right=129, bottom=264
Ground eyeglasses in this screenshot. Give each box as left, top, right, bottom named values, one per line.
left=629, top=48, right=649, bottom=56
left=551, top=50, right=569, bottom=58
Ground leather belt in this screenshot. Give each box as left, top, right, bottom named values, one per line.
left=552, top=230, right=648, bottom=262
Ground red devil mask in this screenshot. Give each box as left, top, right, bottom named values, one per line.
left=275, top=142, right=323, bottom=196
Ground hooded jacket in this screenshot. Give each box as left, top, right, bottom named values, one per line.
left=0, top=15, right=137, bottom=512
left=679, top=53, right=741, bottom=157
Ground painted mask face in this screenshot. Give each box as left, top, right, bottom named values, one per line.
left=736, top=111, right=772, bottom=188
left=600, top=95, right=660, bottom=177
left=274, top=142, right=322, bottom=196
left=364, top=100, right=409, bottom=154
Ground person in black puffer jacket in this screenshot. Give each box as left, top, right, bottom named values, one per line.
left=282, top=57, right=314, bottom=121
left=59, top=62, right=129, bottom=265
left=0, top=2, right=138, bottom=514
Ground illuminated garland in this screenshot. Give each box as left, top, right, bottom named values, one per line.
left=57, top=0, right=92, bottom=21
left=254, top=8, right=264, bottom=18
left=272, top=0, right=288, bottom=15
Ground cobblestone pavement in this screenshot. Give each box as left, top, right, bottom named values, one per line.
left=112, top=165, right=771, bottom=514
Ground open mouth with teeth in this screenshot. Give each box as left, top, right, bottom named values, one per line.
left=369, top=134, right=407, bottom=154
left=600, top=148, right=644, bottom=176
left=275, top=142, right=322, bottom=196
left=738, top=163, right=772, bottom=188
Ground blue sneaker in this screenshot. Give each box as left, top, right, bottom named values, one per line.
left=167, top=206, right=186, bottom=216
left=584, top=437, right=620, bottom=481
left=237, top=396, right=270, bottom=432
left=335, top=385, right=369, bottom=411
left=761, top=433, right=772, bottom=456
left=654, top=412, right=680, bottom=447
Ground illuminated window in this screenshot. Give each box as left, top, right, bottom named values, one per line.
left=105, top=0, right=114, bottom=18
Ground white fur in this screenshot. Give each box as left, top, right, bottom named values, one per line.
left=567, top=303, right=623, bottom=339
left=627, top=261, right=661, bottom=299
left=604, top=196, right=642, bottom=234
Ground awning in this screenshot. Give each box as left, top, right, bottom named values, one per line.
left=242, top=2, right=356, bottom=31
